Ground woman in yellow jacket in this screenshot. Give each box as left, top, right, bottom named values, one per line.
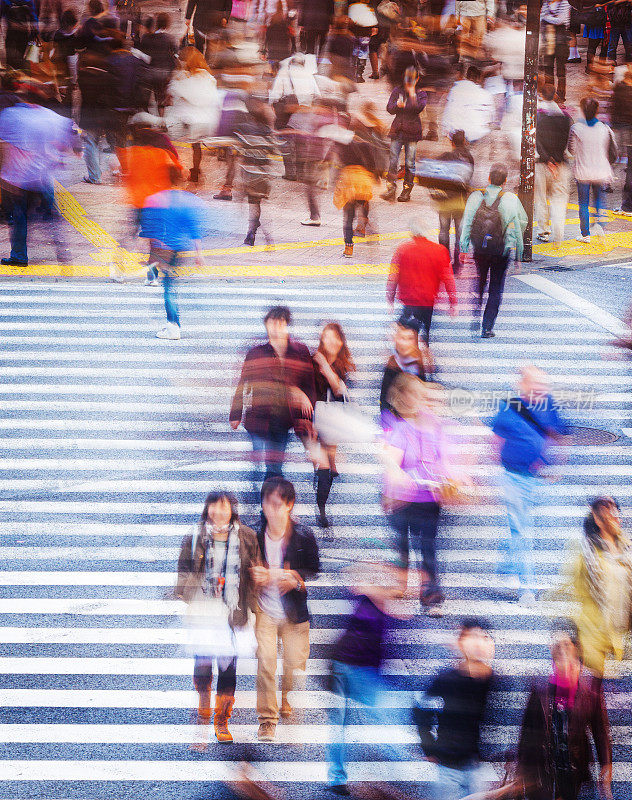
left=557, top=497, right=632, bottom=679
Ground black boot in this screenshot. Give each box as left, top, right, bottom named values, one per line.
left=315, top=468, right=333, bottom=528
left=397, top=185, right=412, bottom=202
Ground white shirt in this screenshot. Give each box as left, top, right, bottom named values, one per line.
left=258, top=532, right=286, bottom=620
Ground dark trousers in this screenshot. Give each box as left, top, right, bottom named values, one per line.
left=438, top=210, right=463, bottom=270
left=390, top=501, right=441, bottom=595
left=607, top=25, right=632, bottom=62
left=623, top=145, right=632, bottom=212
left=302, top=27, right=328, bottom=56
left=5, top=28, right=29, bottom=69
left=474, top=252, right=509, bottom=333
left=4, top=183, right=66, bottom=264
left=248, top=428, right=290, bottom=483
left=193, top=656, right=237, bottom=695
left=587, top=36, right=608, bottom=65
left=403, top=304, right=433, bottom=344
left=543, top=25, right=569, bottom=101
left=343, top=200, right=369, bottom=246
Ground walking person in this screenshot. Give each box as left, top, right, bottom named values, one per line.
left=1, top=0, right=38, bottom=70
left=175, top=491, right=261, bottom=747
left=251, top=477, right=320, bottom=742
left=489, top=366, right=570, bottom=604
left=184, top=0, right=232, bottom=61
left=535, top=83, right=572, bottom=247
left=387, top=218, right=458, bottom=344
left=553, top=497, right=632, bottom=681
left=460, top=163, right=527, bottom=339
left=540, top=0, right=571, bottom=103
left=415, top=618, right=498, bottom=800
left=230, top=306, right=316, bottom=484
left=569, top=97, right=618, bottom=244
left=309, top=322, right=355, bottom=529
left=382, top=65, right=426, bottom=203
left=139, top=12, right=178, bottom=116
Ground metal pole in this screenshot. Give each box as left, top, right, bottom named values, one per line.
left=519, top=0, right=542, bottom=262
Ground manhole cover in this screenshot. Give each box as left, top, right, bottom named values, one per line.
left=569, top=426, right=620, bottom=445
left=543, top=265, right=574, bottom=272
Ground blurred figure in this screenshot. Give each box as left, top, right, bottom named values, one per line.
left=51, top=8, right=78, bottom=116
left=540, top=0, right=570, bottom=103
left=263, top=2, right=294, bottom=71
left=382, top=65, right=426, bottom=203
left=138, top=165, right=211, bottom=339
left=175, top=491, right=261, bottom=746
left=380, top=315, right=433, bottom=428
left=184, top=0, right=231, bottom=60
left=419, top=37, right=453, bottom=142
left=310, top=322, right=355, bottom=528
left=326, top=15, right=355, bottom=82
left=569, top=97, right=617, bottom=243
left=534, top=83, right=571, bottom=248
left=517, top=627, right=612, bottom=800
left=460, top=163, right=527, bottom=339
left=78, top=48, right=115, bottom=185
left=387, top=218, right=458, bottom=344
left=236, top=107, right=277, bottom=247
left=327, top=562, right=410, bottom=797
left=0, top=97, right=76, bottom=267
left=490, top=366, right=570, bottom=603
left=251, top=477, right=320, bottom=742
left=414, top=618, right=497, bottom=800
left=612, top=65, right=632, bottom=215
left=606, top=0, right=632, bottom=64
left=348, top=2, right=378, bottom=83
left=288, top=99, right=334, bottom=227
left=1, top=0, right=38, bottom=69
left=382, top=375, right=458, bottom=613
left=554, top=497, right=632, bottom=681
left=298, top=0, right=333, bottom=57
left=230, top=306, right=316, bottom=483
left=456, top=0, right=495, bottom=61
left=583, top=0, right=607, bottom=71
left=433, top=130, right=474, bottom=273
left=139, top=12, right=178, bottom=116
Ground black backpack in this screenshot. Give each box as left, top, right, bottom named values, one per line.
left=470, top=191, right=506, bottom=257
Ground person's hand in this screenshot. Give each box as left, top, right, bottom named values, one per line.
left=290, top=387, right=313, bottom=418
left=230, top=419, right=240, bottom=431
left=277, top=570, right=299, bottom=594
left=459, top=252, right=467, bottom=264
left=221, top=16, right=227, bottom=25
left=251, top=566, right=270, bottom=586
left=313, top=351, right=328, bottom=371
left=397, top=96, right=406, bottom=108
left=449, top=304, right=458, bottom=317
left=547, top=161, right=559, bottom=178
left=599, top=764, right=613, bottom=799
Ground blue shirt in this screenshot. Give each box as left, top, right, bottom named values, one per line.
left=139, top=190, right=230, bottom=251
left=0, top=103, right=75, bottom=191
left=490, top=395, right=569, bottom=475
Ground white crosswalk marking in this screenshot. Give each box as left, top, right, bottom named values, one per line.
left=0, top=277, right=630, bottom=799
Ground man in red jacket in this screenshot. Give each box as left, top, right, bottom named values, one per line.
left=386, top=219, right=458, bottom=343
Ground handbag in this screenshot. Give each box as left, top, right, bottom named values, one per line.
left=24, top=41, right=40, bottom=64
left=314, top=390, right=379, bottom=445
left=415, top=157, right=473, bottom=191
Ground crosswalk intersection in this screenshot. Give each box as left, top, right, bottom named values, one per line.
left=1, top=275, right=631, bottom=799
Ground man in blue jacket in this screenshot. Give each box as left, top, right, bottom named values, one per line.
left=490, top=366, right=570, bottom=604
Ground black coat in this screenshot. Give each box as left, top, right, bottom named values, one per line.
left=298, top=0, right=334, bottom=31
left=386, top=85, right=427, bottom=142
left=185, top=0, right=232, bottom=31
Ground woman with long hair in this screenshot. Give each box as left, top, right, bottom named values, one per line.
left=310, top=322, right=355, bottom=529
left=175, top=490, right=261, bottom=747
left=554, top=496, right=632, bottom=680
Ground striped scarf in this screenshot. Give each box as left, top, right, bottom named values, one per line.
left=199, top=522, right=241, bottom=614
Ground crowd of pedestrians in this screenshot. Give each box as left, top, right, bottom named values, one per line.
left=1, top=0, right=632, bottom=798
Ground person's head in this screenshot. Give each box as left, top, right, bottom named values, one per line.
left=60, top=8, right=77, bottom=29
left=261, top=476, right=296, bottom=532
left=541, top=83, right=556, bottom=102
left=200, top=490, right=239, bottom=528
left=550, top=625, right=582, bottom=680
left=156, top=12, right=170, bottom=30
left=264, top=305, right=292, bottom=343
left=580, top=96, right=599, bottom=122
left=457, top=617, right=495, bottom=665
left=450, top=129, right=466, bottom=149
left=88, top=0, right=104, bottom=16
left=387, top=373, right=442, bottom=419
left=518, top=364, right=549, bottom=403
left=489, top=163, right=508, bottom=187
left=409, top=217, right=427, bottom=239
left=318, top=322, right=355, bottom=373
left=584, top=496, right=622, bottom=546
left=465, top=65, right=482, bottom=85
left=393, top=315, right=421, bottom=357
left=333, top=14, right=350, bottom=31
left=144, top=16, right=155, bottom=33
left=403, top=65, right=418, bottom=88
left=179, top=46, right=211, bottom=74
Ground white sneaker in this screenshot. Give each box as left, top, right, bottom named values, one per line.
left=156, top=323, right=181, bottom=340
left=614, top=207, right=632, bottom=216
left=144, top=277, right=159, bottom=286
left=575, top=235, right=591, bottom=243
left=301, top=218, right=321, bottom=226
left=518, top=589, right=536, bottom=606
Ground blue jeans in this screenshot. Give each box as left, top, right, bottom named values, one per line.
left=576, top=181, right=606, bottom=236
left=83, top=130, right=102, bottom=183
left=389, top=501, right=441, bottom=596
left=433, top=763, right=485, bottom=800
left=327, top=661, right=408, bottom=786
left=157, top=250, right=180, bottom=326
left=499, top=468, right=539, bottom=590
left=248, top=428, right=290, bottom=483
left=607, top=25, right=632, bottom=62
left=387, top=138, right=417, bottom=187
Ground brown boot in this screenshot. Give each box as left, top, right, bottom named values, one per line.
left=214, top=694, right=234, bottom=743
left=197, top=690, right=211, bottom=724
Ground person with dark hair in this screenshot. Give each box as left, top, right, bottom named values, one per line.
left=535, top=82, right=572, bottom=247
left=379, top=315, right=433, bottom=428
left=264, top=1, right=295, bottom=70
left=433, top=129, right=474, bottom=274
left=51, top=8, right=78, bottom=116
left=175, top=491, right=261, bottom=746
left=414, top=617, right=499, bottom=799
left=298, top=0, right=333, bottom=56
left=460, top=162, right=527, bottom=338
left=552, top=497, right=632, bottom=680
left=0, top=0, right=38, bottom=69
left=139, top=11, right=177, bottom=115
left=309, top=322, right=355, bottom=528
left=387, top=217, right=458, bottom=344
left=516, top=629, right=612, bottom=800
left=569, top=96, right=617, bottom=243
left=540, top=0, right=571, bottom=103
left=382, top=65, right=426, bottom=203
left=184, top=0, right=232, bottom=59
left=251, top=476, right=320, bottom=742
left=76, top=0, right=107, bottom=52
left=230, top=306, right=316, bottom=484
